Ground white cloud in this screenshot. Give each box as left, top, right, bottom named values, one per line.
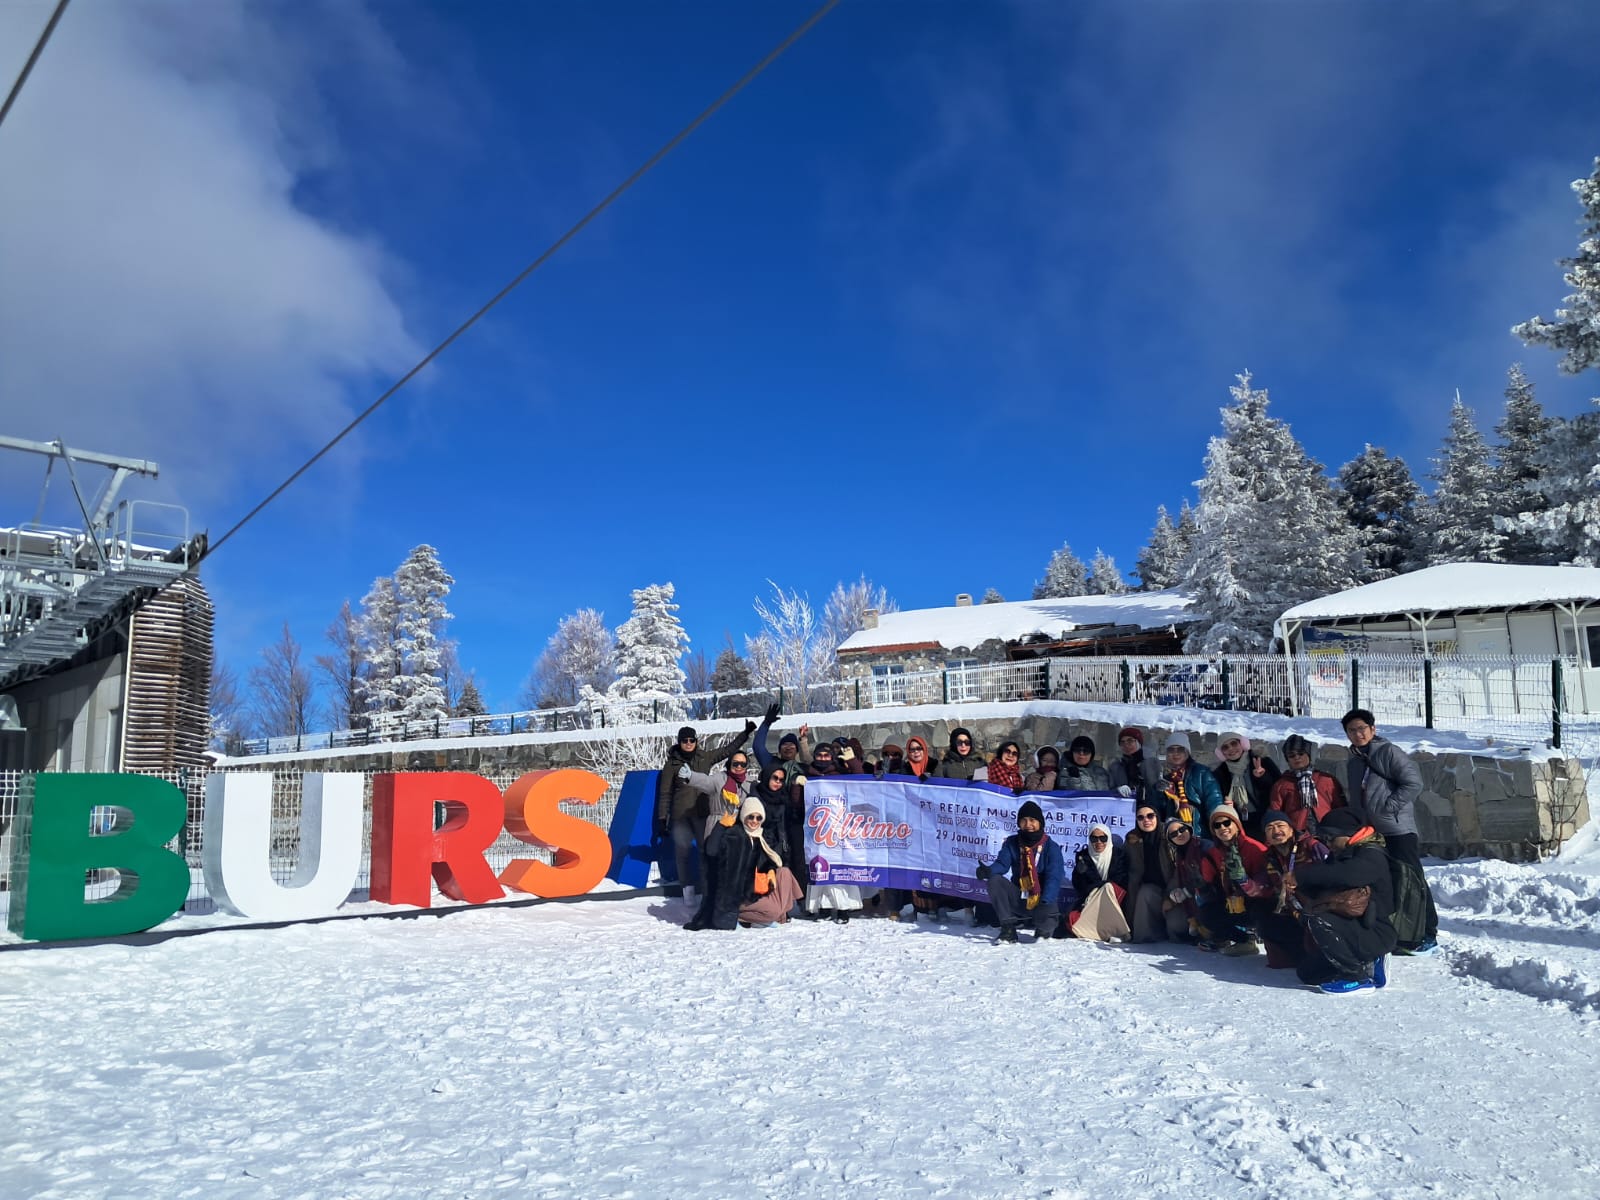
left=0, top=1, right=423, bottom=516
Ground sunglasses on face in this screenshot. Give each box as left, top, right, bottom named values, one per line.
left=1088, top=834, right=1109, bottom=844
left=1169, top=828, right=1191, bottom=840
left=730, top=761, right=748, bottom=769
left=1212, top=818, right=1236, bottom=830
left=1001, top=750, right=1018, bottom=758
left=1137, top=812, right=1158, bottom=822
left=745, top=816, right=764, bottom=824
left=955, top=739, right=971, bottom=747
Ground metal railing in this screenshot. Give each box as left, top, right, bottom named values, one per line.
left=225, top=652, right=1596, bottom=756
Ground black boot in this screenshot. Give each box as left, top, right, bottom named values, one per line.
left=998, top=925, right=1019, bottom=944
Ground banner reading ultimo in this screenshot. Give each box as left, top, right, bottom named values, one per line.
left=5, top=770, right=615, bottom=942
left=802, top=777, right=1134, bottom=906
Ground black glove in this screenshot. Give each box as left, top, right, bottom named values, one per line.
left=975, top=863, right=992, bottom=881
left=764, top=702, right=780, bottom=723
left=652, top=814, right=668, bottom=840
left=743, top=719, right=758, bottom=735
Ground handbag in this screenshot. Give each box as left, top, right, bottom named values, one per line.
left=1307, top=885, right=1370, bottom=918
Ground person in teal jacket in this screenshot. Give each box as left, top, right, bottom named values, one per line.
left=1153, top=732, right=1223, bottom=835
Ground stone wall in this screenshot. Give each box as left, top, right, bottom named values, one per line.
left=232, top=709, right=1590, bottom=863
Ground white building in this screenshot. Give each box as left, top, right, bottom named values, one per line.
left=1275, top=563, right=1600, bottom=723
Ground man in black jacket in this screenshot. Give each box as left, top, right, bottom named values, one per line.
left=654, top=721, right=754, bottom=900
left=1343, top=707, right=1437, bottom=953
left=1284, top=808, right=1398, bottom=993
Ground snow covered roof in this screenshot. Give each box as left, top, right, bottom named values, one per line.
left=1278, top=563, right=1600, bottom=625
left=837, top=591, right=1194, bottom=654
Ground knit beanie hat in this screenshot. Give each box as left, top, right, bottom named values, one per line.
left=779, top=732, right=800, bottom=748
left=1283, top=734, right=1314, bottom=757
left=1216, top=732, right=1251, bottom=760
left=1163, top=732, right=1192, bottom=755
left=1319, top=808, right=1365, bottom=835
left=1261, top=810, right=1295, bottom=832
left=738, top=797, right=767, bottom=823
left=677, top=726, right=697, bottom=743
left=1016, top=799, right=1045, bottom=826
left=1209, top=803, right=1243, bottom=830
left=1118, top=726, right=1144, bottom=746
left=1069, top=735, right=1097, bottom=757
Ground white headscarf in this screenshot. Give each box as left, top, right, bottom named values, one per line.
left=739, top=797, right=783, bottom=868
left=1088, top=823, right=1114, bottom=880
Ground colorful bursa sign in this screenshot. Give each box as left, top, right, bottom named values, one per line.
left=6, top=770, right=615, bottom=943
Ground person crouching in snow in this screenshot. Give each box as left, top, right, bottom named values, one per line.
left=1162, top=817, right=1211, bottom=944
left=1282, top=807, right=1398, bottom=993
left=975, top=800, right=1063, bottom=943
left=1123, top=804, right=1181, bottom=942
left=686, top=798, right=802, bottom=931
left=1254, top=809, right=1328, bottom=969
left=1196, top=804, right=1269, bottom=955
left=1068, top=824, right=1130, bottom=941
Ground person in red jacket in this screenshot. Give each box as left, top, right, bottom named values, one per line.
left=1267, top=734, right=1347, bottom=844
left=1197, top=803, right=1269, bottom=955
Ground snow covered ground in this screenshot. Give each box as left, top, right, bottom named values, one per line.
left=6, top=838, right=1600, bottom=1199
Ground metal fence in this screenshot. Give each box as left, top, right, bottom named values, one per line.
left=0, top=767, right=623, bottom=914
left=225, top=652, right=1592, bottom=757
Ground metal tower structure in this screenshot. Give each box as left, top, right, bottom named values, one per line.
left=0, top=435, right=206, bottom=690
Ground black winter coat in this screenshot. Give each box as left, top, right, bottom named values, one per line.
left=1294, top=836, right=1398, bottom=973
left=1211, top=752, right=1281, bottom=819
left=1071, top=845, right=1129, bottom=910
left=655, top=728, right=753, bottom=828
left=692, top=821, right=782, bottom=931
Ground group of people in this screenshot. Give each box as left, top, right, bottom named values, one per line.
left=651, top=704, right=1438, bottom=994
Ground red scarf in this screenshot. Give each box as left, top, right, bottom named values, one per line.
left=988, top=756, right=1024, bottom=790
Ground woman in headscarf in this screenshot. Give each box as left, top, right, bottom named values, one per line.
left=686, top=797, right=801, bottom=930
left=986, top=740, right=1026, bottom=792
left=1121, top=802, right=1176, bottom=942
left=1067, top=823, right=1130, bottom=941
left=889, top=736, right=936, bottom=779
left=1059, top=735, right=1112, bottom=791
left=1160, top=816, right=1211, bottom=943
left=1022, top=745, right=1060, bottom=792
left=1210, top=731, right=1281, bottom=841
left=1196, top=803, right=1269, bottom=955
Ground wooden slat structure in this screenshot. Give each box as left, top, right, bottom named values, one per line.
left=122, top=576, right=213, bottom=773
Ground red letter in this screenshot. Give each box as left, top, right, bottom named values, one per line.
left=499, top=769, right=612, bottom=899
left=371, top=773, right=504, bottom=907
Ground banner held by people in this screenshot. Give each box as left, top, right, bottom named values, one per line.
left=801, top=776, right=1133, bottom=907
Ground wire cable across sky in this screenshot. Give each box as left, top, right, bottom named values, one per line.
left=0, top=0, right=70, bottom=133
left=201, top=0, right=841, bottom=564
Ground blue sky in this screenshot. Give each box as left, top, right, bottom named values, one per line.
left=3, top=0, right=1600, bottom=716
